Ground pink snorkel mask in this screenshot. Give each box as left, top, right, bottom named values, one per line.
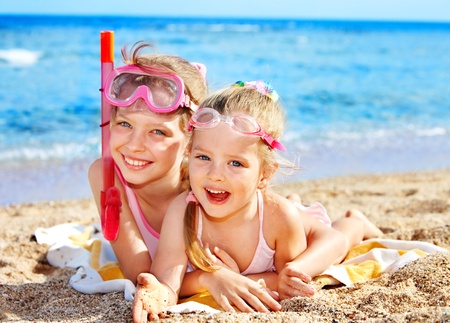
left=104, top=65, right=196, bottom=113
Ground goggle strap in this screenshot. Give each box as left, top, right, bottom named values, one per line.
left=262, top=133, right=287, bottom=152
left=189, top=101, right=199, bottom=112
left=178, top=93, right=199, bottom=112
left=182, top=93, right=191, bottom=108
left=271, top=141, right=287, bottom=152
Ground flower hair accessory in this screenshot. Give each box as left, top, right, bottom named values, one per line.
left=234, top=80, right=279, bottom=102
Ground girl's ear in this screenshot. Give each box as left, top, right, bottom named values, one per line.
left=257, top=164, right=278, bottom=189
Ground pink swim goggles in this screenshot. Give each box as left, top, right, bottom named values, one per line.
left=187, top=107, right=286, bottom=151
left=103, top=65, right=194, bottom=113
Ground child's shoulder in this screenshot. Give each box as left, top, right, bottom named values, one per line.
left=264, top=191, right=300, bottom=222
left=263, top=191, right=306, bottom=243
left=165, top=190, right=191, bottom=222
left=88, top=158, right=102, bottom=180
left=170, top=190, right=190, bottom=207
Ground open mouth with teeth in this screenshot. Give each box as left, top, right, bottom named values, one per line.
left=206, top=188, right=230, bottom=202
left=124, top=156, right=150, bottom=167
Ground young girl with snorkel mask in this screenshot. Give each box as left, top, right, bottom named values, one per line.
left=89, top=42, right=208, bottom=283
left=132, top=81, right=383, bottom=321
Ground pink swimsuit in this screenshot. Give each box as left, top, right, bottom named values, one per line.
left=189, top=189, right=331, bottom=275
left=195, top=190, right=276, bottom=275
left=116, top=168, right=159, bottom=260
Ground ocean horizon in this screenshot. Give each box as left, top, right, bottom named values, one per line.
left=1, top=15, right=450, bottom=205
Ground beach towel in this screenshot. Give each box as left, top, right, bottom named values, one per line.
left=34, top=222, right=219, bottom=314
left=34, top=222, right=136, bottom=301
left=312, top=238, right=449, bottom=288
left=35, top=223, right=449, bottom=313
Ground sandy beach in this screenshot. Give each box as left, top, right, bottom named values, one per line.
left=1, top=169, right=449, bottom=322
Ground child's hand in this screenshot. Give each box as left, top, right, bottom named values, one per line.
left=200, top=267, right=282, bottom=313
left=204, top=244, right=240, bottom=273
left=132, top=273, right=172, bottom=322
left=277, top=262, right=315, bottom=300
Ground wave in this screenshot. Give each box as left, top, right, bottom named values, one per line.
left=284, top=125, right=450, bottom=152
left=166, top=23, right=261, bottom=33
left=0, top=139, right=100, bottom=164
left=0, top=49, right=42, bottom=67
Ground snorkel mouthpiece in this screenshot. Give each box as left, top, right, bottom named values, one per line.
left=102, top=187, right=121, bottom=241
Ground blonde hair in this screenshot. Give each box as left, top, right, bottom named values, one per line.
left=112, top=42, right=208, bottom=189
left=184, top=84, right=286, bottom=272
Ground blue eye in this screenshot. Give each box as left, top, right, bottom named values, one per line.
left=230, top=160, right=242, bottom=167
left=152, top=129, right=165, bottom=135
left=119, top=121, right=132, bottom=128
left=199, top=155, right=210, bottom=161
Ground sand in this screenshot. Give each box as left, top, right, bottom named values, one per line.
left=1, top=169, right=450, bottom=322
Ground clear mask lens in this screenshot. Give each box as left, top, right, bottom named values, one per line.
left=188, top=107, right=286, bottom=151
left=231, top=116, right=259, bottom=134
left=192, top=109, right=260, bottom=134
left=110, top=73, right=180, bottom=109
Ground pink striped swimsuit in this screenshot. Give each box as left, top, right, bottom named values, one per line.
left=116, top=168, right=160, bottom=260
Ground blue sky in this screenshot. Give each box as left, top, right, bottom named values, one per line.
left=1, top=0, right=450, bottom=22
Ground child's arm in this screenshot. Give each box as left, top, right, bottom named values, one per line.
left=148, top=193, right=190, bottom=301
left=274, top=199, right=347, bottom=299
left=132, top=192, right=189, bottom=322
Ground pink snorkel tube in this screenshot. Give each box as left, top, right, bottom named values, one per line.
left=100, top=31, right=121, bottom=241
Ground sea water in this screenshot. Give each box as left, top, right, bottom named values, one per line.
left=1, top=15, right=450, bottom=205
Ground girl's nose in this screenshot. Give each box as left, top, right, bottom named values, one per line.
left=126, top=130, right=146, bottom=152
left=206, top=162, right=225, bottom=182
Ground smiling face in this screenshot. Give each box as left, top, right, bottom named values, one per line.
left=109, top=104, right=189, bottom=188
left=188, top=120, right=268, bottom=220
